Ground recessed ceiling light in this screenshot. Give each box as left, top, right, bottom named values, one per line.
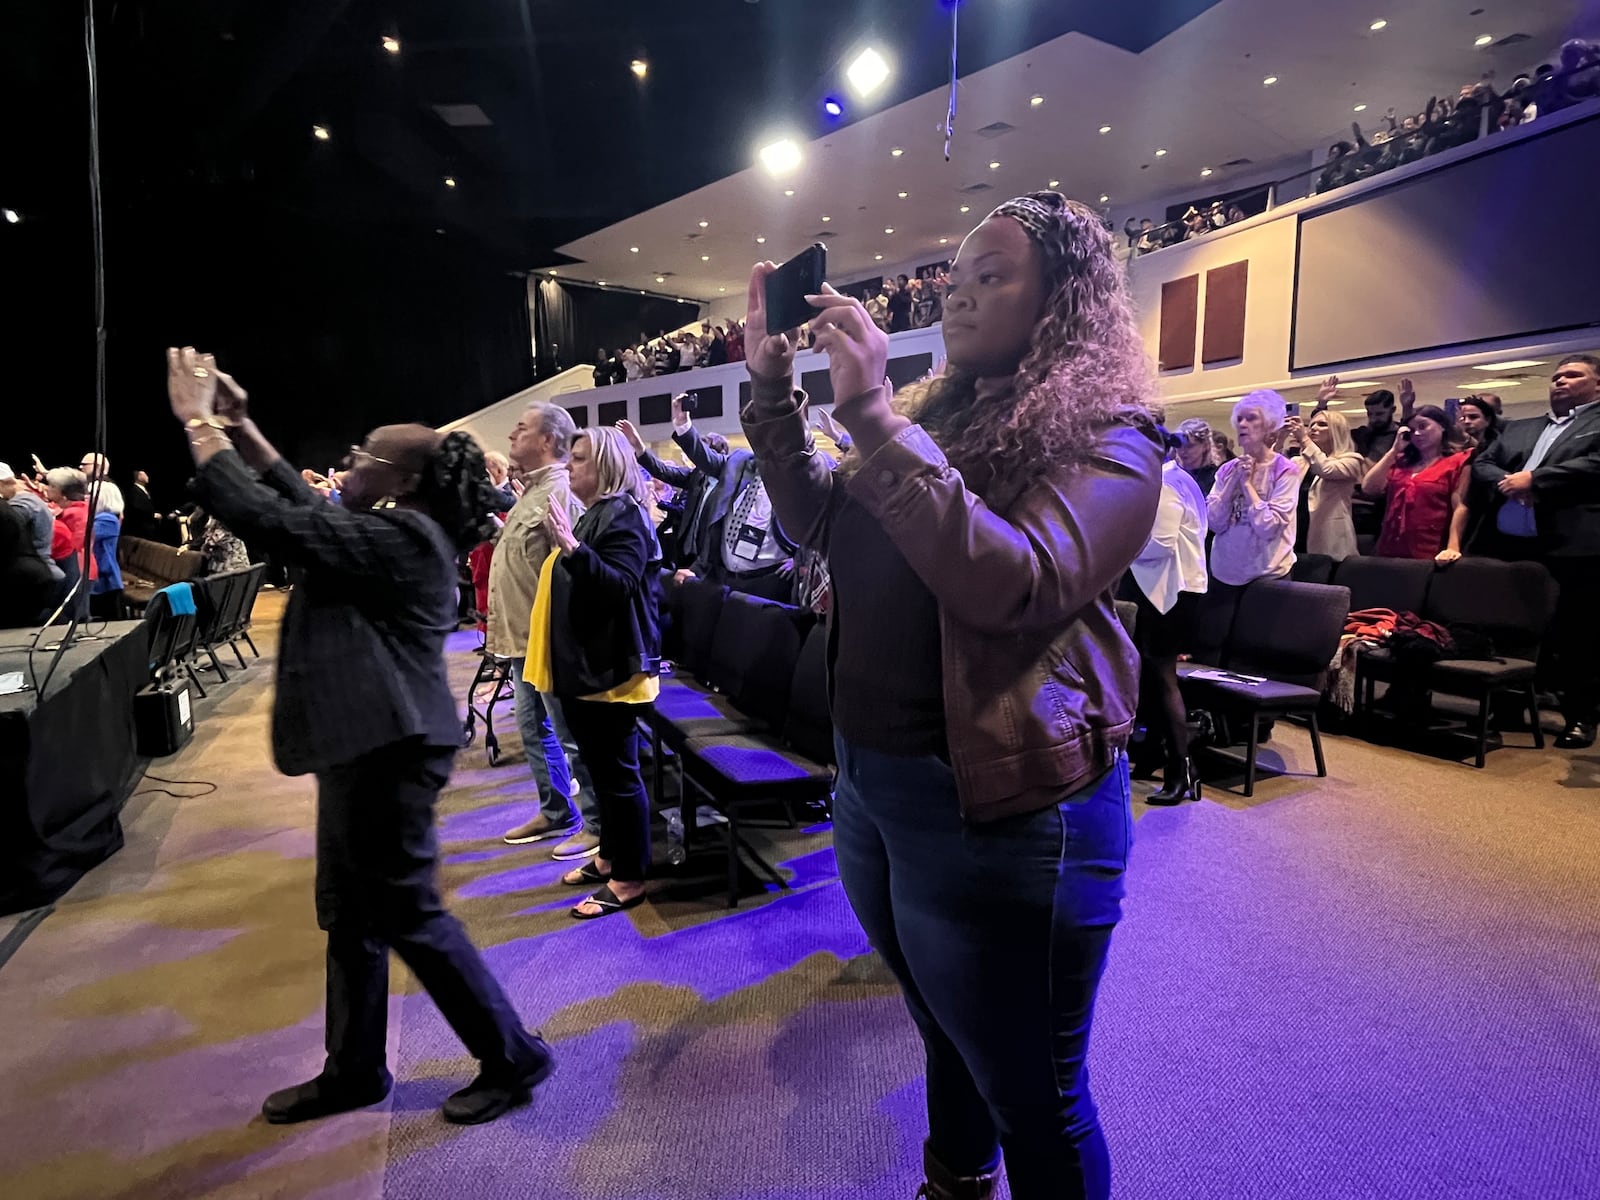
left=1369, top=19, right=1388, bottom=32
left=381, top=35, right=401, bottom=55
left=1030, top=94, right=1045, bottom=107
left=988, top=161, right=1001, bottom=170
left=700, top=254, right=710, bottom=261
left=640, top=290, right=646, bottom=295
left=760, top=138, right=803, bottom=175
left=1098, top=124, right=1111, bottom=134
left=629, top=246, right=639, bottom=253
left=821, top=215, right=832, bottom=222
left=1048, top=178, right=1060, bottom=188
left=890, top=146, right=904, bottom=157
left=874, top=253, right=883, bottom=261
left=756, top=235, right=766, bottom=244
left=847, top=47, right=891, bottom=96
left=939, top=237, right=948, bottom=244
left=1472, top=360, right=1545, bottom=370
left=1155, top=148, right=1168, bottom=157
left=1354, top=103, right=1368, bottom=112
left=1262, top=75, right=1278, bottom=86
left=1334, top=379, right=1386, bottom=390
left=655, top=276, right=665, bottom=283
left=719, top=287, right=727, bottom=293
left=884, top=226, right=894, bottom=234
left=897, top=190, right=908, bottom=198
left=1459, top=379, right=1523, bottom=388
left=959, top=205, right=970, bottom=213
left=1200, top=167, right=1213, bottom=177
left=311, top=124, right=330, bottom=141
left=823, top=98, right=844, bottom=117
left=2, top=208, right=19, bottom=224
left=443, top=175, right=457, bottom=188
left=784, top=188, right=795, bottom=196
left=1475, top=34, right=1493, bottom=47
left=630, top=59, right=648, bottom=79
left=597, top=280, right=607, bottom=286
left=699, top=220, right=709, bottom=228
left=1099, top=194, right=1109, bottom=203
left=548, top=270, right=557, bottom=276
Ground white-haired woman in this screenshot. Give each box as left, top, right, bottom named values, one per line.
left=1284, top=408, right=1367, bottom=560
left=530, top=426, right=663, bottom=920
left=1206, top=390, right=1299, bottom=585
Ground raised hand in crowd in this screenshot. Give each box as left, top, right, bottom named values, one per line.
left=1315, top=375, right=1340, bottom=409
left=615, top=419, right=646, bottom=454
left=1398, top=376, right=1416, bottom=421
left=813, top=408, right=847, bottom=447
left=744, top=261, right=800, bottom=384
left=543, top=491, right=579, bottom=555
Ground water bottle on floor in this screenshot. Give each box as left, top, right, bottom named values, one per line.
left=665, top=807, right=687, bottom=866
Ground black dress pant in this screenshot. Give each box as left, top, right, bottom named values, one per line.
left=1544, top=556, right=1600, bottom=725
left=314, top=739, right=536, bottom=1089
left=560, top=698, right=651, bottom=882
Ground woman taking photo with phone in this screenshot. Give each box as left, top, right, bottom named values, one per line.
left=1283, top=408, right=1367, bottom=560
left=1363, top=404, right=1472, bottom=563
left=741, top=193, right=1161, bottom=1200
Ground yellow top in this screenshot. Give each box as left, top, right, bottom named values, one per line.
left=523, top=552, right=659, bottom=704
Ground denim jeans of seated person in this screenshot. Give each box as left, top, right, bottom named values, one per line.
left=508, top=656, right=599, bottom=830
left=832, top=736, right=1130, bottom=1200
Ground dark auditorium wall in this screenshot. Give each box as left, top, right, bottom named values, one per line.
left=531, top=279, right=700, bottom=379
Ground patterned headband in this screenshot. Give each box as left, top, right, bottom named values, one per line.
left=984, top=191, right=1079, bottom=278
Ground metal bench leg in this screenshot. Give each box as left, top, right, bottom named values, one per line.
left=241, top=631, right=259, bottom=658
left=206, top=644, right=230, bottom=682
left=1474, top=691, right=1492, bottom=768
left=1243, top=713, right=1260, bottom=797
left=1309, top=711, right=1327, bottom=777
left=1525, top=684, right=1545, bottom=750
left=230, top=638, right=250, bottom=669
left=726, top=806, right=740, bottom=909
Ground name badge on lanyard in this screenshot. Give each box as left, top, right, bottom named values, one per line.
left=732, top=479, right=772, bottom=562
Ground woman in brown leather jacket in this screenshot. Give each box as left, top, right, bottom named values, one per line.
left=741, top=193, right=1161, bottom=1200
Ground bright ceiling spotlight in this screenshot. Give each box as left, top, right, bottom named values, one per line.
left=821, top=215, right=832, bottom=222
left=443, top=175, right=457, bottom=188
left=890, top=146, right=904, bottom=158
left=1048, top=178, right=1060, bottom=188
left=1354, top=103, right=1368, bottom=112
left=939, top=237, right=948, bottom=244
left=847, top=47, right=890, bottom=97
left=381, top=36, right=400, bottom=55
left=1474, top=34, right=1494, bottom=47
left=756, top=235, right=766, bottom=244
left=1369, top=19, right=1388, bottom=32
left=989, top=160, right=1001, bottom=170
left=655, top=275, right=665, bottom=283
left=700, top=254, right=710, bottom=261
left=874, top=253, right=884, bottom=261
left=884, top=226, right=894, bottom=234
left=784, top=188, right=795, bottom=196
left=959, top=204, right=970, bottom=213
left=311, top=124, right=331, bottom=140
left=1030, top=94, right=1045, bottom=107
left=630, top=59, right=648, bottom=79
left=629, top=246, right=639, bottom=253
left=699, top=220, right=709, bottom=228
left=759, top=137, right=803, bottom=175
left=1262, top=75, right=1278, bottom=86
left=1098, top=124, right=1111, bottom=134
left=1155, top=148, right=1168, bottom=157
left=1200, top=167, right=1214, bottom=177
left=823, top=97, right=844, bottom=118
left=897, top=190, right=908, bottom=198
left=1099, top=194, right=1109, bottom=203
left=2, top=208, right=19, bottom=224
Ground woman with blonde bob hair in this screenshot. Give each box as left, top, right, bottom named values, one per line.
left=1285, top=407, right=1367, bottom=560
left=530, top=426, right=662, bottom=920
left=1207, top=389, right=1300, bottom=585
left=741, top=192, right=1163, bottom=1200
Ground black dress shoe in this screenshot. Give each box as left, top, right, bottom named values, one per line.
left=441, top=1036, right=555, bottom=1125
left=1556, top=722, right=1596, bottom=750
left=262, top=1073, right=392, bottom=1124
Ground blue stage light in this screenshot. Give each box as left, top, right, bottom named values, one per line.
left=823, top=97, right=844, bottom=118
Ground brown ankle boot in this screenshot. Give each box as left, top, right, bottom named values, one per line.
left=916, top=1140, right=998, bottom=1199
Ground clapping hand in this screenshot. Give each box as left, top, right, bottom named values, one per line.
left=814, top=408, right=845, bottom=445
left=166, top=346, right=220, bottom=423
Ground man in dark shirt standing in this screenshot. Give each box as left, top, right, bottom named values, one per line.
left=1349, top=380, right=1416, bottom=537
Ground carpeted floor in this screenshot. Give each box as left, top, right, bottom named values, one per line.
left=2, top=593, right=1598, bottom=1200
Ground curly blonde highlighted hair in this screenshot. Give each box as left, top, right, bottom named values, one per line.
left=889, top=193, right=1153, bottom=506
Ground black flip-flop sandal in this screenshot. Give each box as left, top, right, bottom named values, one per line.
left=561, top=861, right=610, bottom=887
left=571, top=884, right=646, bottom=921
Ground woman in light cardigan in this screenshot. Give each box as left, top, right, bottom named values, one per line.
left=1287, top=408, right=1366, bottom=559
left=1206, top=390, right=1300, bottom=586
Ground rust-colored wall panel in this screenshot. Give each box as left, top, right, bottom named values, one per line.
left=1203, top=261, right=1249, bottom=364
left=1159, top=274, right=1199, bottom=371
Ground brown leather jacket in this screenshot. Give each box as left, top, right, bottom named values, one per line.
left=742, top=373, right=1163, bottom=824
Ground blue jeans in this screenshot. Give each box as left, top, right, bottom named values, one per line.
left=833, top=738, right=1130, bottom=1200
left=509, top=658, right=599, bottom=831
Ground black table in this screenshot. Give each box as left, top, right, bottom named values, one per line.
left=0, top=621, right=149, bottom=914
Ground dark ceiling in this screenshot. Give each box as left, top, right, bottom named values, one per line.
left=0, top=0, right=1219, bottom=486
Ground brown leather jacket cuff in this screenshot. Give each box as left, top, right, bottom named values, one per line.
left=740, top=373, right=815, bottom=459
left=845, top=425, right=947, bottom=514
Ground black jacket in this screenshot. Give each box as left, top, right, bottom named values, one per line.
left=196, top=453, right=461, bottom=774
left=548, top=493, right=662, bottom=697
left=1471, top=404, right=1600, bottom=558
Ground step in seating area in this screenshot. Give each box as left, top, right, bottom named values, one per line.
left=647, top=575, right=834, bottom=907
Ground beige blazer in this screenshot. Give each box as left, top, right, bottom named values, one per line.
left=1299, top=444, right=1367, bottom=560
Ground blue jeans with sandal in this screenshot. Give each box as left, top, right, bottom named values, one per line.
left=832, top=736, right=1130, bottom=1200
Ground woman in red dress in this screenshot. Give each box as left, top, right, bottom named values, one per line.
left=1362, top=404, right=1471, bottom=562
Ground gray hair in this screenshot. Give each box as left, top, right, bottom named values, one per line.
left=45, top=467, right=88, bottom=501
left=526, top=401, right=578, bottom=460
left=1233, top=389, right=1288, bottom=434
left=1176, top=417, right=1213, bottom=445
left=81, top=452, right=111, bottom=478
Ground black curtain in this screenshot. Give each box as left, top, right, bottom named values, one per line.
left=532, top=280, right=699, bottom=379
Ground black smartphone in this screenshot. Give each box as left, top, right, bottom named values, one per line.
left=1285, top=402, right=1301, bottom=419
left=764, top=243, right=827, bottom=335
left=1444, top=397, right=1461, bottom=423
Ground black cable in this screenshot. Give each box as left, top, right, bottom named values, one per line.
left=33, top=0, right=109, bottom=706
left=133, top=775, right=219, bottom=800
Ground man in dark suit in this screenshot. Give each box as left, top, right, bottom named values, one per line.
left=123, top=469, right=161, bottom=541
left=1472, top=354, right=1600, bottom=748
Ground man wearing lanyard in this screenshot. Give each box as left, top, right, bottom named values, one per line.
left=1472, top=355, right=1600, bottom=748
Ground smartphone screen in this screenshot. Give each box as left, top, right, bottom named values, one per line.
left=1444, top=397, right=1461, bottom=423
left=1285, top=402, right=1301, bottom=418
left=764, top=243, right=827, bottom=335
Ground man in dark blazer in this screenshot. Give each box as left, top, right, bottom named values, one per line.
left=1472, top=354, right=1600, bottom=748
left=123, top=469, right=161, bottom=541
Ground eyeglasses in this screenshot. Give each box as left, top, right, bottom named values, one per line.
left=347, top=445, right=397, bottom=467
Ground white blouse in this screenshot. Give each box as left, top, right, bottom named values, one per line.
left=1133, top=461, right=1210, bottom=613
